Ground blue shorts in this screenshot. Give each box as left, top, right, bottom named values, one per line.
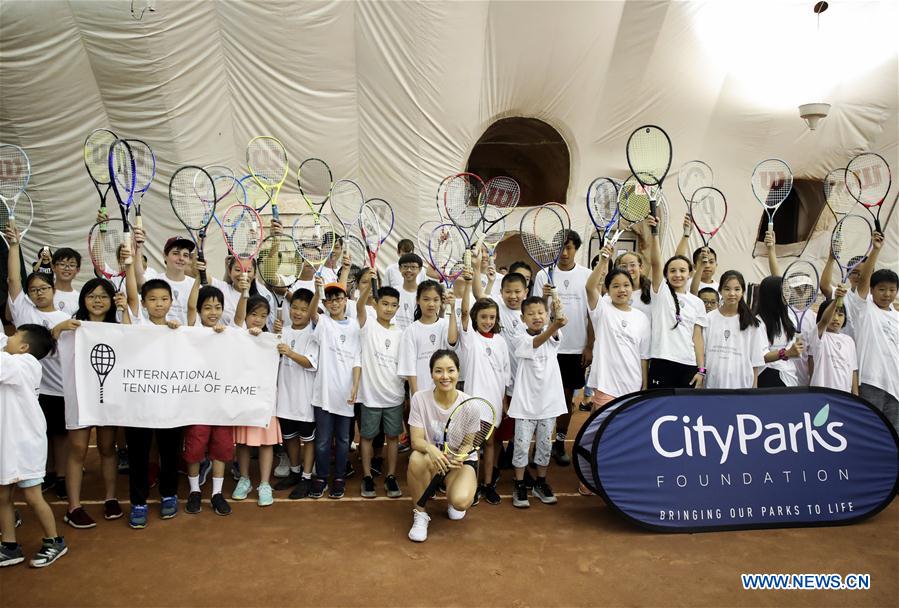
left=16, top=477, right=43, bottom=489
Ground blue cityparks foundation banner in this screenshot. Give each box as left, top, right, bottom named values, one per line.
left=578, top=388, right=899, bottom=532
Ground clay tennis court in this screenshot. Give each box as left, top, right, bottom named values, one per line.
left=3, top=410, right=897, bottom=607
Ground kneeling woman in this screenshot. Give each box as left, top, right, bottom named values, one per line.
left=406, top=350, right=477, bottom=542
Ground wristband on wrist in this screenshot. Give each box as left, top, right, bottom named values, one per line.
left=697, top=367, right=707, bottom=376
left=777, top=348, right=787, bottom=361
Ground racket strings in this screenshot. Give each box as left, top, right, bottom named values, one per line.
left=88, top=220, right=126, bottom=278
left=257, top=234, right=303, bottom=289
left=83, top=130, right=116, bottom=184
left=824, top=169, right=858, bottom=216
left=429, top=224, right=466, bottom=282
left=832, top=215, right=873, bottom=270
left=171, top=168, right=216, bottom=229
left=297, top=158, right=333, bottom=208
left=445, top=400, right=495, bottom=458
left=330, top=179, right=364, bottom=226
left=677, top=160, right=714, bottom=204
left=782, top=262, right=819, bottom=313
left=295, top=214, right=337, bottom=267
left=846, top=153, right=891, bottom=206
left=618, top=177, right=651, bottom=223
left=481, top=176, right=520, bottom=210
left=0, top=145, right=30, bottom=200
left=587, top=178, right=618, bottom=227
left=444, top=174, right=483, bottom=229
left=520, top=207, right=565, bottom=267
left=221, top=205, right=263, bottom=259
left=690, top=187, right=727, bottom=234
left=109, top=140, right=137, bottom=199
left=751, top=159, right=793, bottom=208
left=2, top=192, right=33, bottom=236
left=127, top=140, right=156, bottom=192
left=247, top=138, right=288, bottom=185
left=240, top=175, right=271, bottom=212
left=626, top=126, right=672, bottom=184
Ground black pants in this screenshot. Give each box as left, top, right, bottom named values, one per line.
left=648, top=359, right=696, bottom=389
left=757, top=368, right=786, bottom=388
left=125, top=427, right=183, bottom=506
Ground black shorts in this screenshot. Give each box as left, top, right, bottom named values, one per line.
left=648, top=359, right=696, bottom=389
left=38, top=394, right=67, bottom=437
left=557, top=353, right=586, bottom=390
left=757, top=368, right=786, bottom=388
left=278, top=418, right=315, bottom=442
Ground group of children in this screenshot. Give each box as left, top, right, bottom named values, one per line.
left=1, top=203, right=897, bottom=556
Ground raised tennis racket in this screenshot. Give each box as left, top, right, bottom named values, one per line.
left=586, top=177, right=621, bottom=254
left=126, top=139, right=156, bottom=230
left=616, top=174, right=653, bottom=238
left=417, top=220, right=442, bottom=271
left=83, top=129, right=116, bottom=231
left=0, top=190, right=33, bottom=248
left=359, top=197, right=394, bottom=294
left=823, top=168, right=859, bottom=221
left=428, top=223, right=467, bottom=313
left=0, top=143, right=30, bottom=212
left=830, top=214, right=873, bottom=308
left=444, top=172, right=485, bottom=271
left=220, top=204, right=264, bottom=298
left=475, top=176, right=519, bottom=251
left=88, top=218, right=127, bottom=288
left=415, top=396, right=496, bottom=508
left=257, top=232, right=304, bottom=314
left=297, top=157, right=333, bottom=218
left=294, top=212, right=338, bottom=300
left=846, top=152, right=891, bottom=233
left=474, top=205, right=507, bottom=270
left=434, top=175, right=454, bottom=223
left=781, top=260, right=819, bottom=341
left=689, top=186, right=727, bottom=248
left=169, top=166, right=217, bottom=285
left=247, top=136, right=288, bottom=222
left=329, top=178, right=365, bottom=231
left=677, top=160, right=714, bottom=212
left=108, top=139, right=136, bottom=265
left=751, top=158, right=793, bottom=232
left=520, top=203, right=567, bottom=319
left=626, top=125, right=672, bottom=235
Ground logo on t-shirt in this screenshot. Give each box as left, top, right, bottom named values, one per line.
left=621, top=320, right=628, bottom=328
left=58, top=301, right=65, bottom=310
left=290, top=339, right=296, bottom=349
left=404, top=303, right=408, bottom=310
left=835, top=341, right=842, bottom=351
left=485, top=347, right=492, bottom=357
left=385, top=338, right=391, bottom=349
left=564, top=279, right=570, bottom=289
left=339, top=334, right=346, bottom=343
left=724, top=329, right=731, bottom=341
left=429, top=334, right=436, bottom=344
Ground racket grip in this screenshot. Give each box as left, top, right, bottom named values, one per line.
left=271, top=204, right=280, bottom=223
left=198, top=252, right=207, bottom=286
left=122, top=231, right=133, bottom=266
left=767, top=219, right=774, bottom=233
left=874, top=219, right=882, bottom=233
left=242, top=271, right=250, bottom=298
left=317, top=277, right=325, bottom=302
left=100, top=204, right=108, bottom=233
left=417, top=473, right=446, bottom=508
left=370, top=276, right=379, bottom=297
left=134, top=213, right=142, bottom=231
left=463, top=249, right=472, bottom=274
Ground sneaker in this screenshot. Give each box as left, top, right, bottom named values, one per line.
left=484, top=483, right=502, bottom=505
left=512, top=482, right=530, bottom=508
left=533, top=481, right=558, bottom=505
left=230, top=461, right=241, bottom=482
left=345, top=462, right=356, bottom=479
left=289, top=478, right=311, bottom=500
left=257, top=482, right=274, bottom=507
left=104, top=499, right=124, bottom=520
left=117, top=449, right=129, bottom=474
left=129, top=504, right=148, bottom=529
left=408, top=509, right=430, bottom=542
left=63, top=506, right=96, bottom=529
left=274, top=452, right=291, bottom=478
left=349, top=441, right=358, bottom=453
left=447, top=504, right=466, bottom=520
left=398, top=434, right=411, bottom=454
left=471, top=484, right=482, bottom=507
left=385, top=474, right=402, bottom=498
left=370, top=456, right=383, bottom=478
left=523, top=468, right=536, bottom=491
left=551, top=439, right=570, bottom=466
left=14, top=509, right=22, bottom=528
left=186, top=491, right=202, bottom=514
left=579, top=400, right=592, bottom=412
left=329, top=478, right=346, bottom=499
left=274, top=471, right=302, bottom=491
left=232, top=476, right=252, bottom=501
left=308, top=478, right=327, bottom=499
left=0, top=543, right=24, bottom=567
left=53, top=477, right=68, bottom=500
left=361, top=475, right=376, bottom=498
left=211, top=493, right=232, bottom=516
left=198, top=459, right=212, bottom=487
left=29, top=538, right=67, bottom=568
left=160, top=496, right=178, bottom=519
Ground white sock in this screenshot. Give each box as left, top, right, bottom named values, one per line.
left=212, top=477, right=224, bottom=495
left=188, top=475, right=200, bottom=492
left=290, top=465, right=302, bottom=474
left=302, top=471, right=312, bottom=480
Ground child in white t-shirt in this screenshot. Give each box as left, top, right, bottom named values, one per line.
left=397, top=281, right=454, bottom=394
left=703, top=271, right=765, bottom=389
left=392, top=253, right=424, bottom=331
left=753, top=276, right=805, bottom=388
left=811, top=285, right=858, bottom=394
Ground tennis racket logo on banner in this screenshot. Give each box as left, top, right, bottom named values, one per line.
left=89, top=343, right=116, bottom=404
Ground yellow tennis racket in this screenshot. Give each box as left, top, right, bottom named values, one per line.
left=246, top=135, right=288, bottom=222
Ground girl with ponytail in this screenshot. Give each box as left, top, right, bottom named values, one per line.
left=703, top=270, right=765, bottom=388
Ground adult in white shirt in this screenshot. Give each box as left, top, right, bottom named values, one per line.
left=384, top=239, right=427, bottom=289
left=135, top=235, right=196, bottom=325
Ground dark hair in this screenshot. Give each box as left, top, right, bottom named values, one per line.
left=377, top=286, right=400, bottom=301
left=226, top=257, right=260, bottom=297
left=246, top=294, right=271, bottom=317
left=398, top=253, right=423, bottom=269
left=15, top=324, right=56, bottom=360
left=291, top=288, right=314, bottom=305
left=469, top=298, right=501, bottom=334
left=615, top=251, right=651, bottom=305
left=508, top=261, right=532, bottom=277
left=692, top=246, right=717, bottom=266
left=397, top=239, right=415, bottom=254
left=752, top=275, right=795, bottom=344
left=718, top=270, right=758, bottom=331
left=604, top=268, right=634, bottom=290
left=871, top=269, right=899, bottom=290
left=521, top=296, right=547, bottom=312
left=663, top=255, right=694, bottom=329
left=698, top=287, right=719, bottom=300
left=563, top=229, right=582, bottom=250
left=413, top=280, right=444, bottom=322
left=75, top=279, right=118, bottom=323
left=197, top=285, right=224, bottom=311
left=815, top=298, right=847, bottom=327
left=25, top=271, right=54, bottom=294
left=141, top=279, right=172, bottom=299
left=428, top=348, right=459, bottom=373
left=501, top=272, right=529, bottom=290
left=51, top=247, right=81, bottom=267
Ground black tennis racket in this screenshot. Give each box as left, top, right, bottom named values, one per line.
left=830, top=214, right=873, bottom=308
left=169, top=166, right=217, bottom=285
left=846, top=152, right=891, bottom=233
left=626, top=125, right=672, bottom=235
left=126, top=139, right=156, bottom=231
left=83, top=129, right=117, bottom=232
left=108, top=138, right=136, bottom=265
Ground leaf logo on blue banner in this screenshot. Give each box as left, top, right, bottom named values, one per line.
left=813, top=404, right=829, bottom=428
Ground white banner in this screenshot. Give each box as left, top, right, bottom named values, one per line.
left=74, top=322, right=279, bottom=428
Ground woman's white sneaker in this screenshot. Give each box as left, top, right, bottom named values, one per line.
left=447, top=505, right=467, bottom=520
left=408, top=509, right=431, bottom=542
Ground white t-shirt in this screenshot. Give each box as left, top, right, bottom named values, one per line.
left=9, top=292, right=69, bottom=396
left=498, top=301, right=524, bottom=393
left=319, top=266, right=339, bottom=284
left=458, top=326, right=511, bottom=419
left=698, top=280, right=719, bottom=292
left=845, top=290, right=899, bottom=397
left=630, top=289, right=653, bottom=320
left=479, top=272, right=504, bottom=301
left=53, top=289, right=80, bottom=316
left=703, top=310, right=766, bottom=389
left=508, top=330, right=567, bottom=420
left=407, top=389, right=476, bottom=460
left=277, top=324, right=318, bottom=422
left=588, top=297, right=651, bottom=397
left=397, top=318, right=449, bottom=392
left=811, top=332, right=858, bottom=393
left=649, top=286, right=708, bottom=365
left=143, top=268, right=194, bottom=325
left=359, top=320, right=405, bottom=408
left=394, top=287, right=418, bottom=331
left=0, top=352, right=46, bottom=485
left=311, top=315, right=361, bottom=418
left=760, top=320, right=800, bottom=387
left=793, top=313, right=819, bottom=387
left=531, top=265, right=592, bottom=354
left=385, top=263, right=426, bottom=289
left=209, top=278, right=242, bottom=326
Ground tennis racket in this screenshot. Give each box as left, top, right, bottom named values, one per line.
left=359, top=197, right=394, bottom=294
left=88, top=218, right=127, bottom=288
left=220, top=204, right=264, bottom=298
left=520, top=203, right=568, bottom=320
left=417, top=220, right=442, bottom=271
left=247, top=136, right=288, bottom=222
left=257, top=232, right=304, bottom=315
left=677, top=160, right=714, bottom=212
left=108, top=139, right=137, bottom=265
left=126, top=139, right=156, bottom=230
left=586, top=177, right=621, bottom=254
left=823, top=168, right=859, bottom=221
left=83, top=129, right=116, bottom=232
left=830, top=214, right=873, bottom=308
left=169, top=166, right=217, bottom=285
left=294, top=212, right=338, bottom=300
left=297, top=157, right=333, bottom=219
left=626, top=125, right=672, bottom=235
left=846, top=152, right=891, bottom=233
left=0, top=191, right=33, bottom=248
left=781, top=260, right=820, bottom=343
left=428, top=223, right=467, bottom=313
left=475, top=175, right=519, bottom=250
left=415, top=396, right=497, bottom=508
left=0, top=144, right=30, bottom=243
left=751, top=158, right=793, bottom=232
left=689, top=186, right=727, bottom=248
left=474, top=206, right=507, bottom=271
left=329, top=178, right=365, bottom=231
left=435, top=175, right=454, bottom=222
left=616, top=174, right=653, bottom=239
left=443, top=172, right=485, bottom=271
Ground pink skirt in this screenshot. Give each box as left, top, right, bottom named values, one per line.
left=233, top=416, right=282, bottom=447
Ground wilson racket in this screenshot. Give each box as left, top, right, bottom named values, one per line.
left=751, top=158, right=793, bottom=232
left=417, top=220, right=442, bottom=271
left=108, top=138, right=137, bottom=265
left=586, top=177, right=621, bottom=254
left=297, top=157, right=333, bottom=217
left=0, top=143, right=30, bottom=211
left=220, top=204, right=264, bottom=298
left=474, top=205, right=507, bottom=270
left=520, top=203, right=568, bottom=319
left=846, top=152, right=891, bottom=233
left=677, top=160, right=714, bottom=211
left=359, top=197, right=394, bottom=294
left=0, top=190, right=33, bottom=248
left=428, top=223, right=467, bottom=313
left=626, top=125, right=672, bottom=235
left=475, top=175, right=519, bottom=250
left=444, top=172, right=485, bottom=270
left=781, top=260, right=819, bottom=340
left=83, top=129, right=116, bottom=231
left=415, top=396, right=497, bottom=508
left=88, top=218, right=127, bottom=288
left=435, top=175, right=454, bottom=223
left=126, top=139, right=156, bottom=230
left=830, top=214, right=873, bottom=308
left=169, top=166, right=217, bottom=285
left=329, top=178, right=365, bottom=230
left=294, top=212, right=338, bottom=300
left=689, top=186, right=727, bottom=248
left=257, top=232, right=303, bottom=314
left=246, top=136, right=288, bottom=222
left=823, top=168, right=859, bottom=221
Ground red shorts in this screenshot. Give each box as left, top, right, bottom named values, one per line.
left=590, top=391, right=615, bottom=409
left=496, top=414, right=515, bottom=442
left=183, top=425, right=234, bottom=463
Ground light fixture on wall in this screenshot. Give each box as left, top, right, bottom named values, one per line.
left=131, top=0, right=156, bottom=21
left=799, top=1, right=831, bottom=131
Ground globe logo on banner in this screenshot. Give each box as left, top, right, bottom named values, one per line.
left=574, top=388, right=898, bottom=532
left=89, top=343, right=116, bottom=404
